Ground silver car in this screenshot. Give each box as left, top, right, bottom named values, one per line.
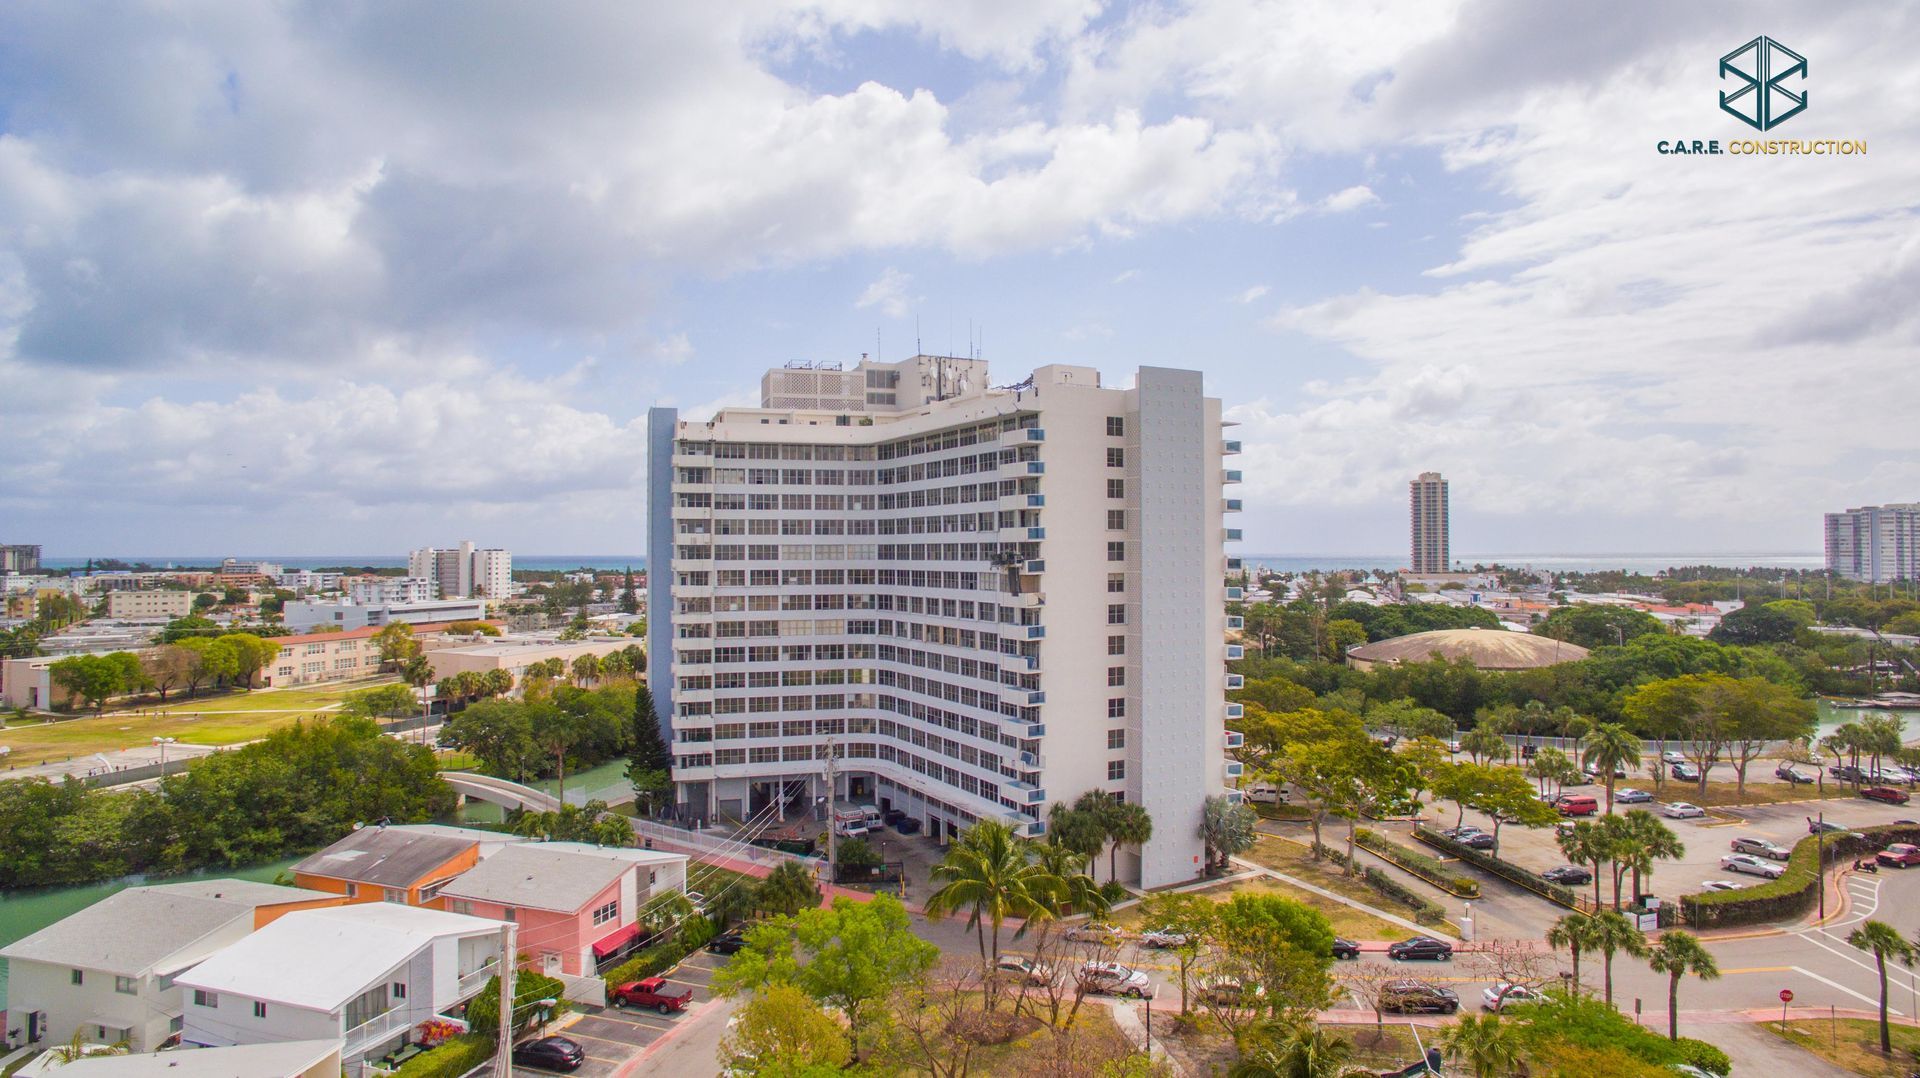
left=1720, top=853, right=1785, bottom=879
left=1077, top=961, right=1152, bottom=998
left=1729, top=837, right=1790, bottom=860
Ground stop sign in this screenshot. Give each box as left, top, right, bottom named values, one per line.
left=1780, top=989, right=1794, bottom=1003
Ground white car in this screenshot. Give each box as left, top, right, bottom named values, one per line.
left=1699, top=879, right=1750, bottom=892
left=1661, top=750, right=1688, bottom=765
left=1720, top=853, right=1785, bottom=879
left=1065, top=923, right=1124, bottom=946
left=1481, top=982, right=1545, bottom=1012
left=1138, top=928, right=1192, bottom=949
left=995, top=956, right=1055, bottom=985
left=1659, top=801, right=1706, bottom=819
left=1077, top=961, right=1152, bottom=998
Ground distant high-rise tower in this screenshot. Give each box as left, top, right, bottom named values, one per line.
left=1825, top=503, right=1920, bottom=584
left=1409, top=472, right=1450, bottom=573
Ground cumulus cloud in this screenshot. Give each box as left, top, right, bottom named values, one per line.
left=855, top=267, right=919, bottom=317
left=1319, top=185, right=1378, bottom=213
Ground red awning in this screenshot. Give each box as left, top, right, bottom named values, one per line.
left=592, top=922, right=643, bottom=959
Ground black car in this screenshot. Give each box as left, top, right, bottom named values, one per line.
left=1670, top=763, right=1700, bottom=781
left=1831, top=765, right=1864, bottom=782
left=1775, top=765, right=1814, bottom=785
left=1386, top=936, right=1454, bottom=962
left=1440, top=827, right=1496, bottom=850
left=1331, top=937, right=1361, bottom=960
left=1380, top=979, right=1460, bottom=1014
left=708, top=930, right=749, bottom=955
left=512, top=1036, right=585, bottom=1072
left=1542, top=865, right=1592, bottom=885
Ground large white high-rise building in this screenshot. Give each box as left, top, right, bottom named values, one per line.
left=407, top=541, right=512, bottom=599
left=647, top=355, right=1243, bottom=887
left=1826, top=503, right=1920, bottom=584
left=1409, top=472, right=1451, bottom=574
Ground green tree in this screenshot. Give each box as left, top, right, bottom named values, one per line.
left=619, top=566, right=640, bottom=615
left=1441, top=1013, right=1522, bottom=1078
left=755, top=861, right=823, bottom=917
left=1324, top=618, right=1368, bottom=661
left=570, top=652, right=601, bottom=686
left=218, top=633, right=281, bottom=689
left=1459, top=725, right=1507, bottom=765
left=1644, top=931, right=1720, bottom=1040
left=1615, top=810, right=1684, bottom=907
left=1556, top=821, right=1611, bottom=910
left=1537, top=604, right=1665, bottom=650
left=50, top=653, right=140, bottom=712
left=1202, top=793, right=1259, bottom=873
left=1583, top=722, right=1641, bottom=814
left=528, top=702, right=582, bottom=804
left=341, top=684, right=419, bottom=722
left=1847, top=920, right=1917, bottom=1055
left=439, top=699, right=538, bottom=779
left=1587, top=908, right=1649, bottom=1006
left=923, top=819, right=1051, bottom=1004
left=1105, top=800, right=1154, bottom=883
left=1468, top=765, right=1556, bottom=856
left=1227, top=1021, right=1359, bottom=1078
left=1709, top=602, right=1804, bottom=645
left=1546, top=914, right=1596, bottom=996
left=1212, top=893, right=1335, bottom=1023
left=371, top=622, right=420, bottom=670
left=713, top=893, right=936, bottom=1056
left=1138, top=891, right=1215, bottom=1014
left=719, top=982, right=851, bottom=1075
left=626, top=688, right=672, bottom=816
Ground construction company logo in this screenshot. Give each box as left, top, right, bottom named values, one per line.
left=1655, top=35, right=1864, bottom=157
left=1719, top=35, right=1806, bottom=131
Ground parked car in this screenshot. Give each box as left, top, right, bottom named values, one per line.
left=1065, top=923, right=1124, bottom=946
left=1808, top=818, right=1865, bottom=838
left=1720, top=853, right=1785, bottom=879
left=1730, top=837, right=1791, bottom=860
left=1831, top=764, right=1865, bottom=782
left=1446, top=740, right=1463, bottom=754
left=1699, top=879, right=1750, bottom=892
left=1774, top=765, right=1814, bottom=785
left=1077, top=961, right=1152, bottom=998
left=708, top=930, right=749, bottom=956
left=1387, top=936, right=1454, bottom=962
left=1659, top=801, right=1706, bottom=819
left=1331, top=937, right=1361, bottom=960
left=1542, top=865, right=1592, bottom=885
left=1879, top=766, right=1920, bottom=784
left=1380, top=979, right=1460, bottom=1014
left=1440, top=826, right=1496, bottom=850
left=1482, top=982, right=1545, bottom=1012
left=613, top=976, right=694, bottom=1015
left=1244, top=783, right=1285, bottom=804
left=1195, top=974, right=1265, bottom=1006
left=512, top=1036, right=586, bottom=1072
left=995, top=956, right=1055, bottom=985
left=1615, top=788, right=1654, bottom=804
left=1876, top=843, right=1920, bottom=868
left=1585, top=762, right=1628, bottom=779
left=1670, top=763, right=1701, bottom=781
left=1556, top=794, right=1599, bottom=817
left=1661, top=750, right=1688, bottom=765
left=1863, top=786, right=1912, bottom=805
left=1139, top=927, right=1192, bottom=949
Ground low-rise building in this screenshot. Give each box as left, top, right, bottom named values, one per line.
left=290, top=826, right=486, bottom=907
left=13, top=1039, right=343, bottom=1078
left=271, top=569, right=343, bottom=595
left=436, top=842, right=690, bottom=977
left=261, top=621, right=490, bottom=688
left=346, top=577, right=439, bottom=605
left=282, top=597, right=487, bottom=634
left=0, top=881, right=343, bottom=1053
left=177, top=904, right=503, bottom=1068
left=105, top=590, right=195, bottom=619
left=424, top=637, right=636, bottom=691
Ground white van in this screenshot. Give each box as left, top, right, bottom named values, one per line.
left=1244, top=783, right=1286, bottom=805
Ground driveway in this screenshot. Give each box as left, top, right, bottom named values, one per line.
left=512, top=952, right=723, bottom=1076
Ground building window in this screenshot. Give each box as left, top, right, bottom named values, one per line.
left=393, top=982, right=407, bottom=1000
left=1108, top=729, right=1126, bottom=749
left=1107, top=667, right=1126, bottom=687
left=592, top=900, right=619, bottom=926
left=383, top=888, right=407, bottom=904
left=169, top=1016, right=183, bottom=1034
left=1107, top=604, right=1126, bottom=625
left=194, top=990, right=219, bottom=1008
left=1107, top=541, right=1125, bottom=562
left=1107, top=479, right=1125, bottom=499
left=1108, top=635, right=1125, bottom=655
left=503, top=907, right=516, bottom=922
left=1106, top=448, right=1125, bottom=468
left=1107, top=760, right=1127, bottom=780
left=1107, top=510, right=1125, bottom=530
left=447, top=899, right=474, bottom=916
left=1107, top=574, right=1124, bottom=593
left=115, top=975, right=137, bottom=995
left=70, top=969, right=84, bottom=986
left=344, top=883, right=358, bottom=899
left=1106, top=417, right=1125, bottom=437
left=1108, top=699, right=1126, bottom=719
left=253, top=1001, right=268, bottom=1018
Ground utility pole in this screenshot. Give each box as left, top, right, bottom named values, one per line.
left=494, top=922, right=515, bottom=1078
left=824, top=737, right=838, bottom=887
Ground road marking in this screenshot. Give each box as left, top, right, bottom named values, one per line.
left=1790, top=964, right=1899, bottom=1013
left=1790, top=929, right=1908, bottom=1013
left=1719, top=966, right=1794, bottom=975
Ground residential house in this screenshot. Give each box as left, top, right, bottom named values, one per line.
left=13, top=1039, right=342, bottom=1078
left=177, top=904, right=503, bottom=1068
left=291, top=825, right=486, bottom=907
left=0, top=882, right=342, bottom=1053
left=435, top=843, right=690, bottom=978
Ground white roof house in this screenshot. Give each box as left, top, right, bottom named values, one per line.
left=13, top=1039, right=342, bottom=1078
left=177, top=904, right=503, bottom=1067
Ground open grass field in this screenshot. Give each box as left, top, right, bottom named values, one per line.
left=0, top=678, right=399, bottom=766
left=1242, top=834, right=1423, bottom=941
left=1771, top=1016, right=1920, bottom=1077
left=1116, top=864, right=1412, bottom=943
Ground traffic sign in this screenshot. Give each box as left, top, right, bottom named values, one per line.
left=1779, top=989, right=1794, bottom=1003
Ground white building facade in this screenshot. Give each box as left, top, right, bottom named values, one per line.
left=347, top=577, right=440, bottom=605
left=1826, top=503, right=1920, bottom=584
left=647, top=356, right=1238, bottom=887
left=407, top=542, right=511, bottom=599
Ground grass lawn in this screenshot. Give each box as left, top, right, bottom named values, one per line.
left=1241, top=835, right=1423, bottom=941
left=0, top=678, right=399, bottom=766
left=1770, top=1017, right=1920, bottom=1077
left=1639, top=779, right=1850, bottom=808
left=1114, top=869, right=1412, bottom=943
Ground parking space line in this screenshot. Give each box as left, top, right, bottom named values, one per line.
left=1790, top=964, right=1899, bottom=1012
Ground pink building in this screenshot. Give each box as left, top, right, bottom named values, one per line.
left=435, top=842, right=688, bottom=978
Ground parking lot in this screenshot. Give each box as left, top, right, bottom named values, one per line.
left=511, top=951, right=723, bottom=1076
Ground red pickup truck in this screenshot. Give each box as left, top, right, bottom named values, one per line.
left=612, top=977, right=694, bottom=1014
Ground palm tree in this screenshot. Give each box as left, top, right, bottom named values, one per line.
left=571, top=652, right=601, bottom=686
left=1229, top=1020, right=1366, bottom=1078
left=401, top=654, right=436, bottom=744
left=50, top=1028, right=129, bottom=1065
left=1031, top=838, right=1106, bottom=918
left=1440, top=1013, right=1522, bottom=1078
left=1847, top=920, right=1917, bottom=1054
left=923, top=819, right=1048, bottom=1008
left=1555, top=822, right=1608, bottom=910
left=1584, top=723, right=1641, bottom=814
left=1617, top=810, right=1684, bottom=906
left=1545, top=914, right=1596, bottom=996
left=1645, top=931, right=1720, bottom=1040
left=1105, top=801, right=1154, bottom=883
left=1586, top=909, right=1649, bottom=1006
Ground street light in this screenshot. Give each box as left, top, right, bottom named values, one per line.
left=153, top=736, right=176, bottom=797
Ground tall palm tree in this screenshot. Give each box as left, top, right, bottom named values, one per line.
left=1106, top=801, right=1154, bottom=883
left=1586, top=909, right=1649, bottom=1006
left=401, top=654, right=436, bottom=745
left=1228, top=1020, right=1365, bottom=1078
left=1545, top=914, right=1596, bottom=996
left=1440, top=1013, right=1522, bottom=1078
left=1847, top=920, right=1917, bottom=1054
left=924, top=819, right=1047, bottom=1008
left=1617, top=811, right=1684, bottom=906
left=1031, top=838, right=1107, bottom=918
left=1555, top=822, right=1608, bottom=910
left=1645, top=931, right=1720, bottom=1040
left=1583, top=723, right=1641, bottom=814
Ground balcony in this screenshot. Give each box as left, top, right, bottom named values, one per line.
left=1225, top=703, right=1244, bottom=719
left=1226, top=673, right=1244, bottom=690
left=1223, top=470, right=1242, bottom=483
left=999, top=493, right=1046, bottom=511
left=1019, top=750, right=1046, bottom=769
left=1226, top=586, right=1244, bottom=600
left=1024, top=461, right=1046, bottom=475
left=1024, top=559, right=1046, bottom=574
left=1021, top=625, right=1047, bottom=639
left=1226, top=615, right=1244, bottom=630
left=1006, top=781, right=1048, bottom=804
left=1020, top=818, right=1048, bottom=838
left=1011, top=591, right=1045, bottom=609
left=1225, top=789, right=1245, bottom=804
left=1226, top=644, right=1245, bottom=660
left=1224, top=499, right=1243, bottom=512
left=1225, top=529, right=1243, bottom=542
left=1223, top=440, right=1242, bottom=454
left=1225, top=760, right=1244, bottom=779
left=1019, top=690, right=1046, bottom=706
left=1003, top=427, right=1046, bottom=444
left=1226, top=557, right=1243, bottom=572
left=1225, top=730, right=1245, bottom=749
left=456, top=958, right=501, bottom=999
left=1006, top=720, right=1046, bottom=738
left=343, top=1007, right=417, bottom=1059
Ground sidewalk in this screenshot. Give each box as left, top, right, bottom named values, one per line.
left=1229, top=856, right=1458, bottom=942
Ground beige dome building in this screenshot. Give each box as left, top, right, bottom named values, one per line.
left=1346, top=628, right=1590, bottom=672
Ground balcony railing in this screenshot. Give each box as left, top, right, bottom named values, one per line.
left=1225, top=731, right=1245, bottom=749
left=1225, top=703, right=1244, bottom=719
left=1226, top=586, right=1244, bottom=600
left=1226, top=674, right=1244, bottom=689
left=1225, top=499, right=1243, bottom=512
left=1223, top=440, right=1242, bottom=453
left=1225, top=529, right=1243, bottom=542
left=343, top=1007, right=416, bottom=1058
left=1223, top=470, right=1242, bottom=483
left=1226, top=615, right=1244, bottom=630
left=1225, top=761, right=1244, bottom=779
left=1226, top=644, right=1245, bottom=660
left=457, top=958, right=500, bottom=999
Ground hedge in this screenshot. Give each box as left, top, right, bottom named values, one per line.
left=1675, top=1037, right=1731, bottom=1076
left=1314, top=843, right=1448, bottom=926
left=1412, top=827, right=1582, bottom=909
left=393, top=1034, right=493, bottom=1077
left=602, top=915, right=717, bottom=991
left=1354, top=828, right=1480, bottom=898
left=1679, top=823, right=1920, bottom=929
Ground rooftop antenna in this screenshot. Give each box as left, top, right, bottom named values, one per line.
left=915, top=315, right=921, bottom=357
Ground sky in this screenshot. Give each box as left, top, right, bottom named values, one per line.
left=1, top=1, right=1915, bottom=559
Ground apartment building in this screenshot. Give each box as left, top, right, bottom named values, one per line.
left=647, top=355, right=1238, bottom=887
left=105, top=590, right=195, bottom=619
left=1409, top=471, right=1451, bottom=574
left=280, top=597, right=487, bottom=634
left=346, top=577, right=439, bottom=605
left=0, top=544, right=41, bottom=572
left=407, top=541, right=511, bottom=599
left=1826, top=503, right=1920, bottom=584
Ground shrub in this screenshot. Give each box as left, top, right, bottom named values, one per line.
left=1354, top=828, right=1480, bottom=897
left=1097, top=879, right=1130, bottom=904
left=1413, top=827, right=1580, bottom=909
left=1314, top=843, right=1449, bottom=925
left=1679, top=824, right=1920, bottom=928
left=1674, top=1036, right=1731, bottom=1076
left=394, top=1034, right=493, bottom=1077
left=601, top=917, right=716, bottom=993
left=465, top=970, right=569, bottom=1035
